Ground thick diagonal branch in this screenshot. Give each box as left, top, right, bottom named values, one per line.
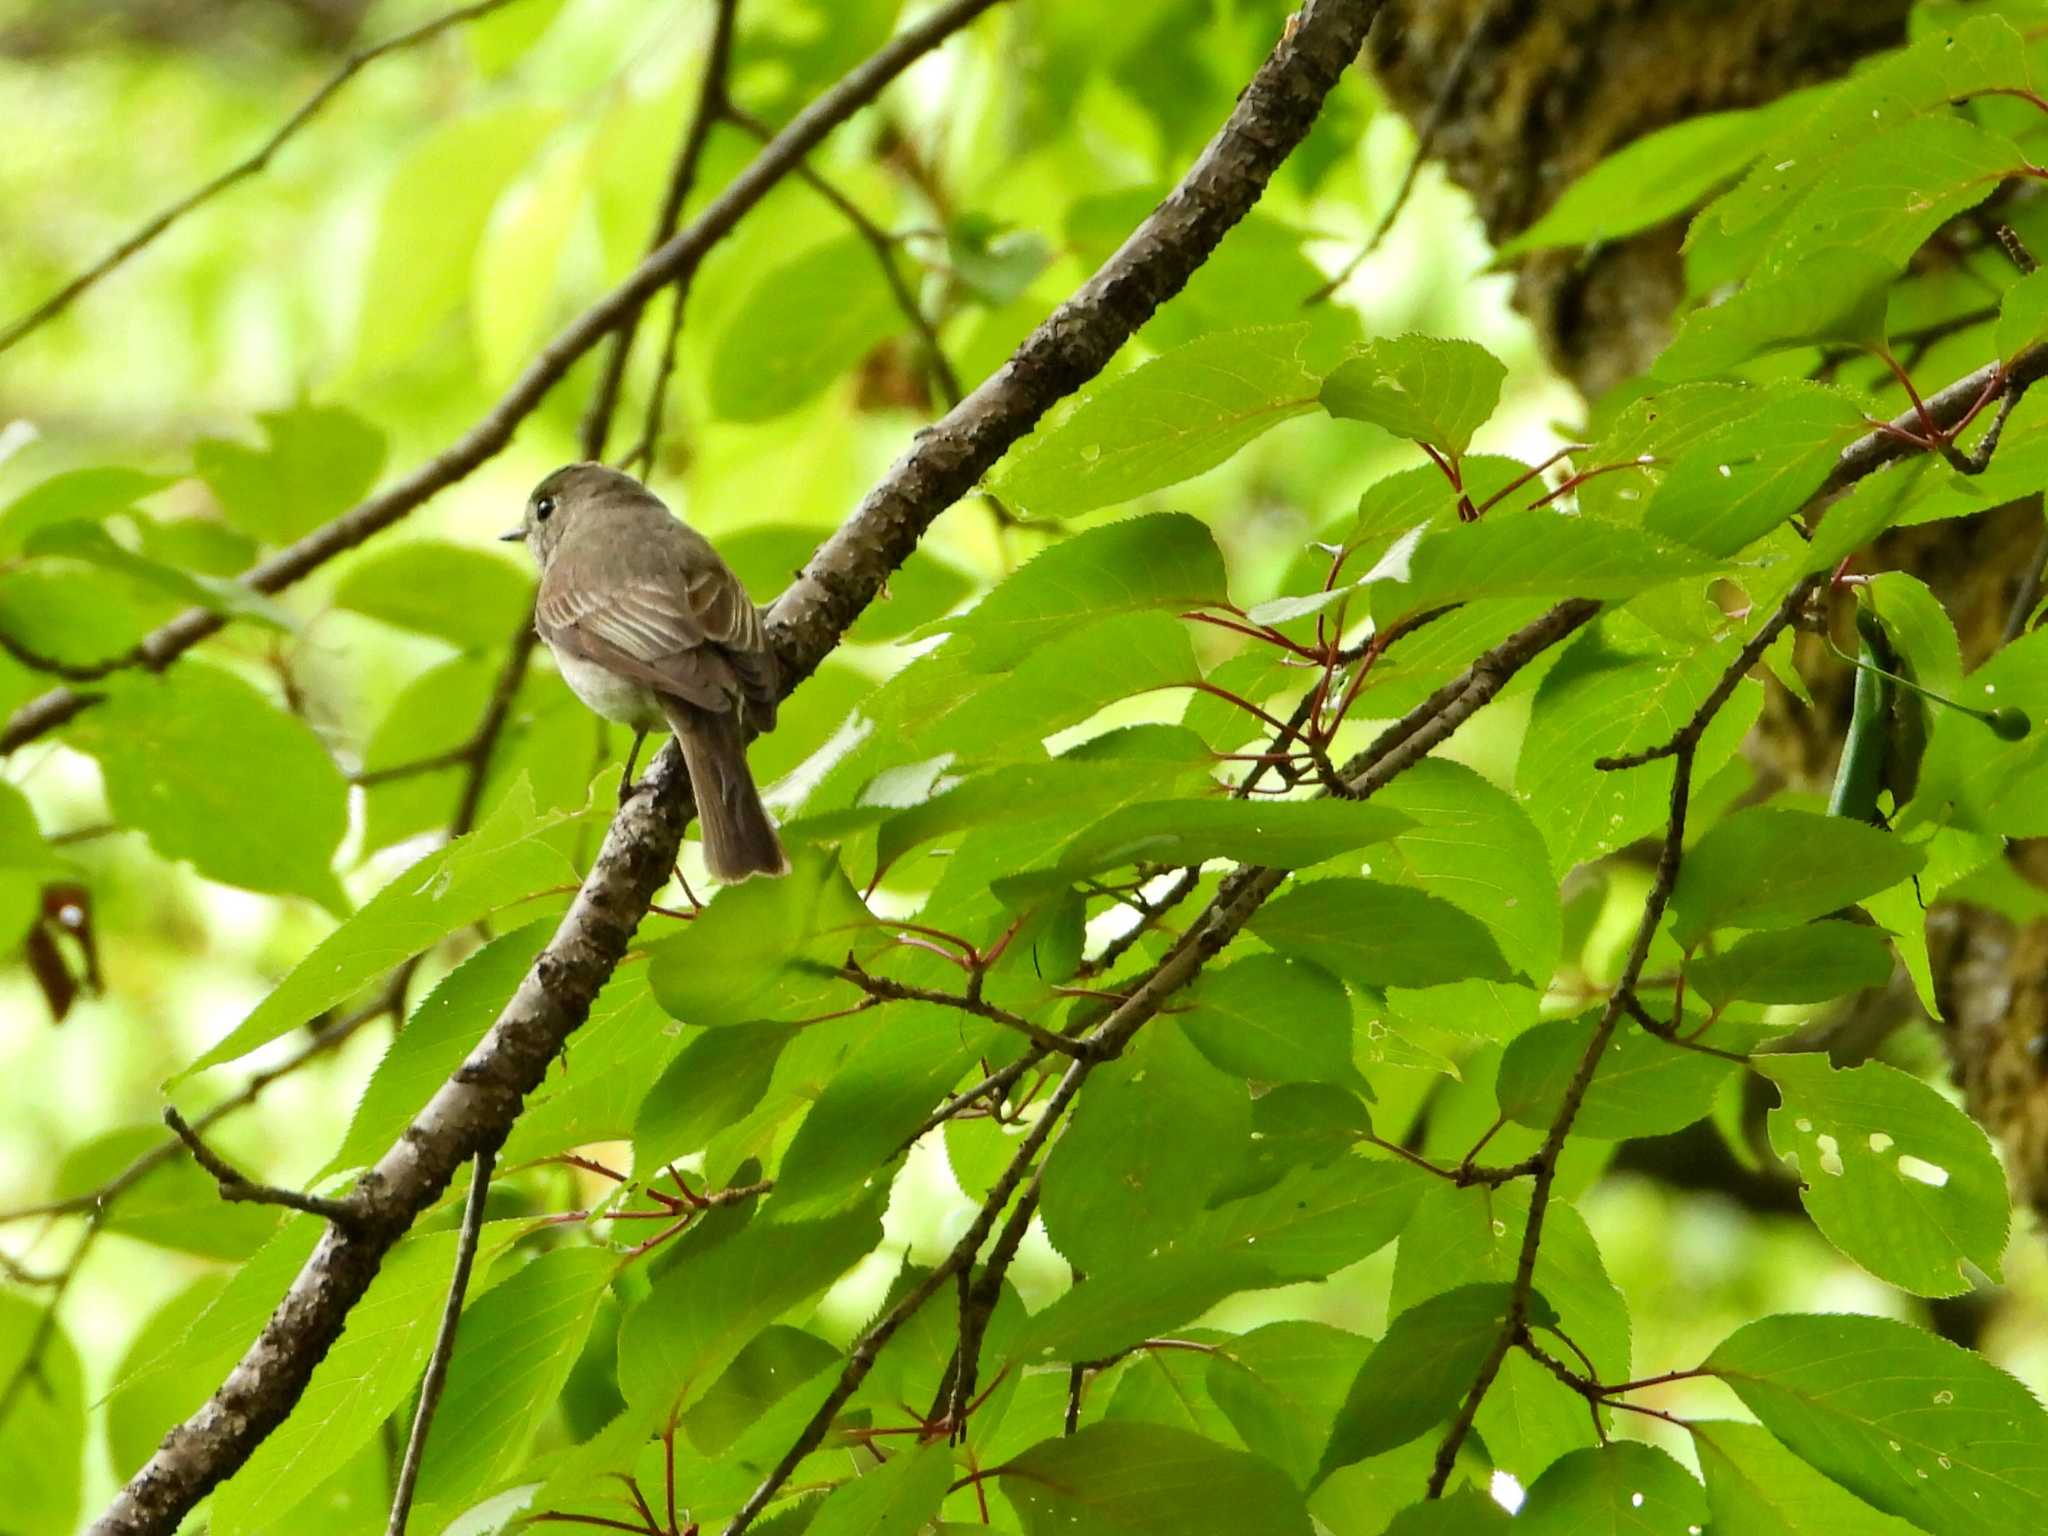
left=88, top=4, right=1379, bottom=1530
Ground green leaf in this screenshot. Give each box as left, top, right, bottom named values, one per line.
left=1669, top=807, right=1925, bottom=945
left=1500, top=104, right=1794, bottom=257
left=1319, top=336, right=1507, bottom=455
left=1653, top=251, right=1896, bottom=382
left=1641, top=384, right=1867, bottom=555
left=1687, top=922, right=1896, bottom=1008
left=183, top=780, right=577, bottom=1077
left=1208, top=1321, right=1375, bottom=1490
left=709, top=235, right=904, bottom=422
left=1998, top=266, right=2048, bottom=364
left=1359, top=513, right=1711, bottom=630
left=63, top=663, right=349, bottom=913
left=1040, top=1024, right=1249, bottom=1271
left=1906, top=623, right=2048, bottom=837
left=212, top=1229, right=481, bottom=1530
left=24, top=520, right=294, bottom=629
left=808, top=1440, right=952, bottom=1536
left=647, top=853, right=870, bottom=1028
left=1381, top=1490, right=1513, bottom=1533
left=1196, top=1156, right=1432, bottom=1277
left=1376, top=758, right=1563, bottom=983
left=615, top=1198, right=880, bottom=1416
left=1180, top=953, right=1363, bottom=1089
left=1016, top=1251, right=1273, bottom=1368
left=1517, top=1442, right=1707, bottom=1535
left=1497, top=1013, right=1741, bottom=1140
left=909, top=512, right=1228, bottom=671
left=355, top=105, right=560, bottom=376
left=332, top=540, right=531, bottom=648
left=0, top=1289, right=84, bottom=1534
left=1318, top=1283, right=1555, bottom=1481
left=1693, top=1420, right=1919, bottom=1536
left=414, top=1245, right=615, bottom=1508
left=1391, top=1182, right=1629, bottom=1385
left=997, top=1422, right=1312, bottom=1536
left=1757, top=1054, right=2008, bottom=1297
left=635, top=1024, right=798, bottom=1170
left=55, top=1125, right=278, bottom=1260
left=1250, top=878, right=1516, bottom=989
left=1708, top=1312, right=2048, bottom=1534
left=326, top=922, right=553, bottom=1175
left=987, top=325, right=1321, bottom=517
left=1520, top=615, right=1758, bottom=871
left=1759, top=116, right=2026, bottom=278
left=473, top=135, right=589, bottom=385
left=994, top=798, right=1414, bottom=907
left=683, top=1324, right=839, bottom=1456
left=0, top=465, right=173, bottom=558
left=194, top=402, right=388, bottom=544
left=770, top=1004, right=989, bottom=1216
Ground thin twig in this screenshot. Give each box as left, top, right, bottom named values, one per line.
left=0, top=1217, right=98, bottom=1425
left=163, top=1109, right=363, bottom=1227
left=0, top=0, right=534, bottom=356
left=386, top=1150, right=494, bottom=1536
left=584, top=0, right=740, bottom=465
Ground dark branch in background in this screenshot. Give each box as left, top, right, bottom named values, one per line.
left=385, top=1151, right=493, bottom=1536
left=0, top=0, right=533, bottom=356
left=581, top=0, right=739, bottom=466
left=1305, top=0, right=1501, bottom=305
left=87, top=4, right=1378, bottom=1529
left=0, top=0, right=1011, bottom=760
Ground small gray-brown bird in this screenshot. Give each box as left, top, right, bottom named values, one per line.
left=502, top=463, right=788, bottom=881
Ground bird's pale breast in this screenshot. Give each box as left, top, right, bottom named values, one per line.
left=551, top=647, right=665, bottom=731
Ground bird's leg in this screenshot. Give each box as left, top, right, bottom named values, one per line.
left=619, top=727, right=649, bottom=805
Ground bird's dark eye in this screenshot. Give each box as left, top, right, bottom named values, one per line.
left=535, top=495, right=556, bottom=521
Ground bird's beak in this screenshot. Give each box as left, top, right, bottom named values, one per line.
left=499, top=526, right=527, bottom=543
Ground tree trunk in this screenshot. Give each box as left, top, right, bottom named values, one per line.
left=1367, top=0, right=2048, bottom=1214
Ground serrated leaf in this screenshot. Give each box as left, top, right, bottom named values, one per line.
left=1708, top=1312, right=2048, bottom=1534
left=1518, top=1442, right=1706, bottom=1535
left=63, top=662, right=350, bottom=914
left=1670, top=807, right=1925, bottom=945
left=719, top=524, right=969, bottom=643
left=1208, top=1321, right=1375, bottom=1489
left=1693, top=1419, right=1919, bottom=1536
left=709, top=235, right=904, bottom=422
left=0, top=1289, right=84, bottom=1533
left=1758, top=1054, right=2008, bottom=1296
left=1654, top=251, right=1896, bottom=382
left=988, top=326, right=1321, bottom=517
left=1250, top=877, right=1516, bottom=989
left=635, top=1025, right=798, bottom=1170
left=615, top=1198, right=880, bottom=1416
left=1040, top=1025, right=1249, bottom=1271
left=994, top=798, right=1414, bottom=907
left=1998, top=266, right=2048, bottom=364
left=1318, top=1284, right=1556, bottom=1481
left=910, top=512, right=1228, bottom=670
left=212, top=1230, right=480, bottom=1530
left=194, top=402, right=388, bottom=544
left=414, top=1246, right=615, bottom=1508
left=808, top=1440, right=952, bottom=1536
left=1380, top=1489, right=1513, bottom=1533
left=1180, top=953, right=1363, bottom=1089
left=1687, top=922, right=1895, bottom=1007
left=998, top=1422, right=1312, bottom=1536
left=1642, top=384, right=1867, bottom=555
left=332, top=540, right=531, bottom=648
left=182, top=780, right=578, bottom=1077
left=1497, top=1013, right=1740, bottom=1140
left=1320, top=336, right=1506, bottom=456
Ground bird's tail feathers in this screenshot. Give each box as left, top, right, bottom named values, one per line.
left=663, top=701, right=788, bottom=882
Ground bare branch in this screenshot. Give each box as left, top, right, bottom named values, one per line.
left=0, top=0, right=534, bottom=357
left=162, top=1108, right=363, bottom=1227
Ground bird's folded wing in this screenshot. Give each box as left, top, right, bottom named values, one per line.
left=538, top=571, right=740, bottom=712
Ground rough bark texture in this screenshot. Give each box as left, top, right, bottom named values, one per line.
left=1368, top=1, right=2048, bottom=1210
left=90, top=3, right=1383, bottom=1530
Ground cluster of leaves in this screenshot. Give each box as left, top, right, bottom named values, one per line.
left=10, top=2, right=2048, bottom=1535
